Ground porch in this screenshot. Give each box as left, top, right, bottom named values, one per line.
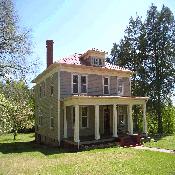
left=63, top=95, right=149, bottom=149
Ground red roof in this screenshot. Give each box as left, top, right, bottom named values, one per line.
left=57, top=54, right=130, bottom=72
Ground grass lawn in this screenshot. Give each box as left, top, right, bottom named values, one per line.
left=144, top=134, right=175, bottom=150
left=0, top=133, right=175, bottom=175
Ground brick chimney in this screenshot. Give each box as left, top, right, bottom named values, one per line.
left=46, top=40, right=54, bottom=68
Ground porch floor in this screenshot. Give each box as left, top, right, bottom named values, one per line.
left=63, top=135, right=118, bottom=146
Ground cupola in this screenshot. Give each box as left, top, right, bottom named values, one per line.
left=79, top=49, right=107, bottom=67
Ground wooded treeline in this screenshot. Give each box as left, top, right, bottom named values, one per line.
left=0, top=0, right=35, bottom=139
left=109, top=4, right=175, bottom=134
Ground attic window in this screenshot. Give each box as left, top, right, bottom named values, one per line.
left=92, top=58, right=103, bottom=66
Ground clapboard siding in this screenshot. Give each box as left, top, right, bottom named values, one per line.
left=60, top=71, right=72, bottom=99
left=88, top=74, right=103, bottom=96
left=123, top=77, right=130, bottom=96
left=60, top=71, right=131, bottom=99
left=34, top=72, right=58, bottom=142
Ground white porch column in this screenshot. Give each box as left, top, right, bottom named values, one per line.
left=113, top=104, right=118, bottom=137
left=128, top=104, right=133, bottom=135
left=64, top=106, right=67, bottom=138
left=143, top=103, right=148, bottom=136
left=74, top=105, right=80, bottom=143
left=95, top=105, right=100, bottom=140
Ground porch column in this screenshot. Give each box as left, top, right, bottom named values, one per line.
left=113, top=104, right=118, bottom=137
left=143, top=103, right=148, bottom=136
left=74, top=105, right=80, bottom=143
left=128, top=104, right=133, bottom=135
left=95, top=105, right=100, bottom=140
left=63, top=106, right=67, bottom=138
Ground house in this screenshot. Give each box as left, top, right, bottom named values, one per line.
left=32, top=40, right=149, bottom=148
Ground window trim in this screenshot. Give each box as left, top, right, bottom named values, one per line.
left=117, top=78, right=124, bottom=96
left=80, top=75, right=88, bottom=94
left=80, top=106, right=89, bottom=129
left=103, top=76, right=110, bottom=95
left=71, top=73, right=88, bottom=94
left=72, top=74, right=79, bottom=94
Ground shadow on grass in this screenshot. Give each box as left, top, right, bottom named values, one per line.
left=0, top=141, right=76, bottom=155
left=148, top=134, right=174, bottom=142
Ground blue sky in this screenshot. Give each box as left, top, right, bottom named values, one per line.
left=14, top=0, right=175, bottom=103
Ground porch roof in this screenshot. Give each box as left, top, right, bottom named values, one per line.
left=63, top=95, right=149, bottom=106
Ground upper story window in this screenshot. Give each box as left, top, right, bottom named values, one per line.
left=81, top=106, right=88, bottom=128
left=103, top=77, right=110, bottom=95
left=81, top=75, right=87, bottom=93
left=72, top=74, right=88, bottom=94
left=91, top=57, right=103, bottom=67
left=117, top=78, right=124, bottom=96
left=72, top=74, right=78, bottom=94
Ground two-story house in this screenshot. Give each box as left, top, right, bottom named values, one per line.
left=32, top=40, right=148, bottom=148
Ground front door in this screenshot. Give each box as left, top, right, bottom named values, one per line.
left=103, top=107, right=110, bottom=135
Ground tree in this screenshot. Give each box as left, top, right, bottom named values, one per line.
left=0, top=0, right=32, bottom=80
left=110, top=4, right=175, bottom=134
left=0, top=0, right=36, bottom=139
left=0, top=81, right=34, bottom=139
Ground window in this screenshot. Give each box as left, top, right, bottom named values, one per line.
left=99, top=59, right=102, bottom=66
left=50, top=85, right=54, bottom=96
left=72, top=74, right=88, bottom=94
left=81, top=75, right=87, bottom=93
left=92, top=58, right=103, bottom=66
left=50, top=106, right=54, bottom=128
left=81, top=106, right=88, bottom=128
left=72, top=74, right=78, bottom=94
left=94, top=58, right=99, bottom=65
left=117, top=78, right=124, bottom=95
left=103, top=77, right=109, bottom=94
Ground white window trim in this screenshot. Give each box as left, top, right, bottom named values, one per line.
left=117, top=78, right=124, bottom=96
left=103, top=76, right=110, bottom=95
left=80, top=75, right=88, bottom=94
left=50, top=106, right=54, bottom=129
left=71, top=73, right=88, bottom=94
left=72, top=73, right=79, bottom=94
left=80, top=106, right=89, bottom=129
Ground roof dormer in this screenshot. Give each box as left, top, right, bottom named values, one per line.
left=79, top=49, right=107, bottom=67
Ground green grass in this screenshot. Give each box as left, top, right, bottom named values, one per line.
left=0, top=133, right=175, bottom=175
left=144, top=134, right=175, bottom=150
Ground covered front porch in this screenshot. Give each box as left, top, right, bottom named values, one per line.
left=63, top=96, right=149, bottom=148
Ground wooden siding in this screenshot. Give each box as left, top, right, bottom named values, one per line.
left=60, top=71, right=131, bottom=99
left=60, top=71, right=72, bottom=99
left=34, top=72, right=59, bottom=142
left=88, top=74, right=103, bottom=96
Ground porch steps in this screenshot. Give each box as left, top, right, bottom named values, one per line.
left=119, top=134, right=141, bottom=147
